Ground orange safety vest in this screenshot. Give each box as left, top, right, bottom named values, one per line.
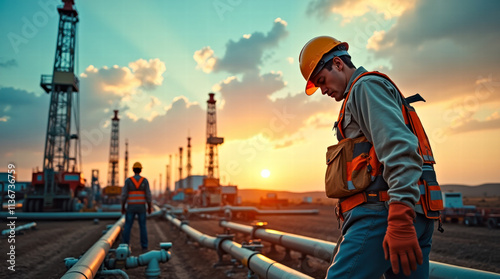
left=336, top=72, right=443, bottom=223
left=127, top=176, right=146, bottom=205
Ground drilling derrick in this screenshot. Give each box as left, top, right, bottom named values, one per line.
left=124, top=139, right=128, bottom=184
left=201, top=93, right=224, bottom=207
left=178, top=147, right=183, bottom=189
left=204, top=93, right=224, bottom=179
left=101, top=110, right=122, bottom=206
left=187, top=137, right=192, bottom=189
left=26, top=0, right=82, bottom=212
left=166, top=155, right=172, bottom=193
left=107, top=110, right=120, bottom=187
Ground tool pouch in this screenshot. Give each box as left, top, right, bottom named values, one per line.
left=417, top=165, right=444, bottom=219
left=325, top=136, right=381, bottom=198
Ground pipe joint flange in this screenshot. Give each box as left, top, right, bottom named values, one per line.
left=214, top=234, right=234, bottom=262
left=250, top=221, right=267, bottom=240
left=241, top=239, right=264, bottom=253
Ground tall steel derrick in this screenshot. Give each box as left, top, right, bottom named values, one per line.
left=204, top=93, right=224, bottom=179
left=107, top=110, right=120, bottom=187
left=187, top=136, right=192, bottom=189
left=124, top=139, right=129, bottom=183
left=39, top=0, right=80, bottom=206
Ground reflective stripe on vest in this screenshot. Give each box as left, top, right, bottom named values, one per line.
left=128, top=177, right=146, bottom=205
left=335, top=71, right=443, bottom=219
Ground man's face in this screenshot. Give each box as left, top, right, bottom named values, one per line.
left=310, top=58, right=346, bottom=102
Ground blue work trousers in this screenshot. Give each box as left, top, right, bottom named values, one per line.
left=122, top=211, right=148, bottom=249
left=326, top=203, right=434, bottom=279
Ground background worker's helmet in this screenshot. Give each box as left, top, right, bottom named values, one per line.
left=299, top=36, right=349, bottom=95
left=133, top=162, right=142, bottom=169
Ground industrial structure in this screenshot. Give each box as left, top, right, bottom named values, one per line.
left=187, top=136, right=192, bottom=189
left=107, top=110, right=120, bottom=187
left=170, top=93, right=238, bottom=206
left=198, top=93, right=226, bottom=206
left=204, top=93, right=224, bottom=180
left=102, top=110, right=122, bottom=205
left=166, top=155, right=171, bottom=193
left=124, top=139, right=129, bottom=185
left=25, top=0, right=83, bottom=212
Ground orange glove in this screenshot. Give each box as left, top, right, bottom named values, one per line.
left=383, top=202, right=423, bottom=276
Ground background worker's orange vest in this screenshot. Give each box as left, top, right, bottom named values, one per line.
left=127, top=176, right=146, bottom=205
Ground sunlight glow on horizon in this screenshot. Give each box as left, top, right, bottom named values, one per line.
left=261, top=169, right=271, bottom=178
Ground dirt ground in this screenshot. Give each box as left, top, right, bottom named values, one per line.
left=0, top=204, right=499, bottom=278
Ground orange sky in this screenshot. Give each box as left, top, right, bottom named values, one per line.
left=1, top=0, right=499, bottom=193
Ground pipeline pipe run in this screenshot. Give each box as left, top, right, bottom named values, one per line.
left=165, top=204, right=319, bottom=218
left=1, top=221, right=37, bottom=236
left=0, top=208, right=164, bottom=220
left=219, top=220, right=500, bottom=279
left=61, top=216, right=126, bottom=279
left=61, top=215, right=172, bottom=279
left=166, top=213, right=313, bottom=279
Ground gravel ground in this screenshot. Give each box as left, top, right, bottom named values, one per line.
left=0, top=204, right=498, bottom=278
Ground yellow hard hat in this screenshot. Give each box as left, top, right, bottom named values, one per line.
left=299, top=36, right=349, bottom=95
left=133, top=162, right=142, bottom=169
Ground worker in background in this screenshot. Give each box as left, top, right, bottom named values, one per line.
left=122, top=162, right=153, bottom=252
left=299, top=36, right=436, bottom=278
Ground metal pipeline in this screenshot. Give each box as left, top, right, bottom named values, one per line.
left=0, top=209, right=163, bottom=220
left=165, top=204, right=319, bottom=216
left=166, top=214, right=217, bottom=249
left=220, top=220, right=500, bottom=279
left=1, top=221, right=37, bottom=236
left=220, top=220, right=335, bottom=262
left=61, top=216, right=125, bottom=279
left=166, top=214, right=313, bottom=279
left=0, top=212, right=122, bottom=220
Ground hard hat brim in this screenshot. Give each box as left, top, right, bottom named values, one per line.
left=302, top=40, right=349, bottom=96
left=305, top=80, right=318, bottom=95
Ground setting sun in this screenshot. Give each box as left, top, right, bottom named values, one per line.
left=261, top=169, right=271, bottom=178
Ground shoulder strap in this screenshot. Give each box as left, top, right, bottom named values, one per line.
left=130, top=176, right=145, bottom=189
left=336, top=71, right=435, bottom=164
left=336, top=71, right=385, bottom=139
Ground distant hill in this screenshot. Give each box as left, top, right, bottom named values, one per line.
left=238, top=183, right=500, bottom=204
left=238, top=189, right=334, bottom=205
left=440, top=183, right=500, bottom=197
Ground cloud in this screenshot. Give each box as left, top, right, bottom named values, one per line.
left=449, top=111, right=500, bottom=134
left=216, top=72, right=334, bottom=142
left=0, top=59, right=17, bottom=68
left=80, top=58, right=168, bottom=122
left=194, top=18, right=289, bottom=74
left=365, top=0, right=500, bottom=103
left=81, top=58, right=166, bottom=95
left=129, top=58, right=166, bottom=90
left=193, top=18, right=334, bottom=147
left=306, top=0, right=415, bottom=23
left=193, top=47, right=217, bottom=73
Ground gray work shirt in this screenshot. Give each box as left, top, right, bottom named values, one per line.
left=340, top=67, right=422, bottom=209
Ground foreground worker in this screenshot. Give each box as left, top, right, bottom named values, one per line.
left=299, top=36, right=442, bottom=278
left=122, top=162, right=153, bottom=252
